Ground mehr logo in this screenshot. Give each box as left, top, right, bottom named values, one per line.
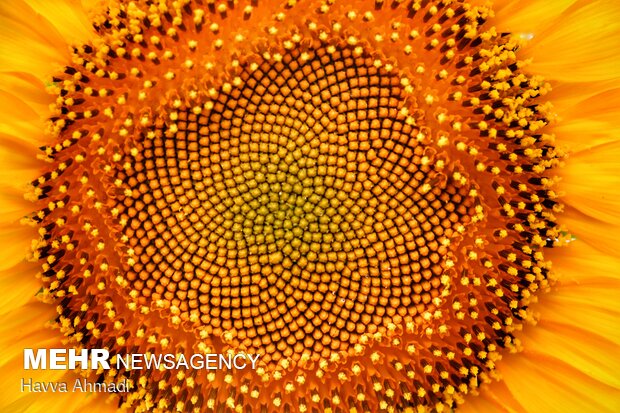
left=23, top=348, right=261, bottom=371
left=24, top=349, right=110, bottom=370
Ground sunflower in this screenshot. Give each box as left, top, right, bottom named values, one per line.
left=0, top=0, right=618, bottom=412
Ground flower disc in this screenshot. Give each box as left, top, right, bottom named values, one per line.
left=30, top=0, right=564, bottom=412
left=117, top=39, right=481, bottom=366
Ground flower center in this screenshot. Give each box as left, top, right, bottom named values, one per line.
left=116, top=41, right=478, bottom=367
left=28, top=0, right=564, bottom=411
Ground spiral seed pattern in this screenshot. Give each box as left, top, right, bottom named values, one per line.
left=117, top=43, right=478, bottom=365
left=27, top=0, right=564, bottom=412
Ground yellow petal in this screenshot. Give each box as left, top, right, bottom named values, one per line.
left=0, top=227, right=35, bottom=271
left=0, top=299, right=120, bottom=413
left=0, top=89, right=48, bottom=148
left=21, top=0, right=96, bottom=45
left=0, top=0, right=100, bottom=78
left=0, top=72, right=51, bottom=114
left=518, top=0, right=620, bottom=83
left=552, top=87, right=620, bottom=152
left=559, top=140, right=620, bottom=226
left=500, top=353, right=620, bottom=413
left=523, top=319, right=620, bottom=388
left=460, top=379, right=528, bottom=413
left=544, top=243, right=620, bottom=342
left=0, top=262, right=41, bottom=314
left=561, top=210, right=620, bottom=257
left=0, top=1, right=68, bottom=78
left=499, top=241, right=620, bottom=410
left=493, top=0, right=576, bottom=38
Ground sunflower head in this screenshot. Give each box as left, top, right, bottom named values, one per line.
left=13, top=0, right=577, bottom=411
